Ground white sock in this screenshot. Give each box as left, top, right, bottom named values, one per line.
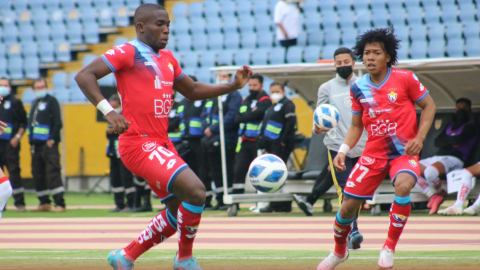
left=415, top=176, right=432, bottom=196
left=454, top=170, right=474, bottom=208
left=424, top=166, right=440, bottom=195
left=0, top=180, right=13, bottom=221
left=473, top=194, right=480, bottom=208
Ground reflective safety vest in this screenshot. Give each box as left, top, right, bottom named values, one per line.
left=106, top=138, right=120, bottom=158
left=168, top=102, right=182, bottom=142
left=177, top=100, right=205, bottom=139
left=29, top=124, right=50, bottom=141
left=259, top=97, right=296, bottom=142
left=0, top=122, right=13, bottom=140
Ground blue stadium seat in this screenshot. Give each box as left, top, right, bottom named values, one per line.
left=446, top=38, right=464, bottom=57
left=22, top=89, right=36, bottom=104
left=321, top=45, right=337, bottom=60
left=438, top=0, right=456, bottom=8
left=207, top=33, right=224, bottom=50
left=252, top=0, right=268, bottom=15
left=269, top=47, right=285, bottom=64
left=24, top=56, right=40, bottom=79
left=45, top=0, right=60, bottom=10
left=321, top=12, right=338, bottom=29
left=38, top=41, right=55, bottom=62
left=422, top=0, right=438, bottom=8
left=190, top=18, right=206, bottom=34
left=220, top=1, right=236, bottom=18
left=30, top=0, right=45, bottom=9
left=192, top=33, right=208, bottom=51
left=225, top=32, right=240, bottom=50
left=3, top=25, right=18, bottom=44
left=324, top=29, right=341, bottom=46
left=173, top=2, right=188, bottom=19
left=18, top=10, right=32, bottom=26
left=172, top=18, right=189, bottom=35
left=235, top=50, right=251, bottom=66
left=305, top=12, right=322, bottom=32
left=338, top=10, right=355, bottom=29
left=297, top=31, right=307, bottom=47
left=372, top=9, right=389, bottom=28
left=0, top=57, right=6, bottom=78
left=61, top=0, right=76, bottom=12
left=303, top=45, right=321, bottom=63
left=82, top=55, right=96, bottom=67
left=114, top=37, right=129, bottom=46
left=12, top=0, right=28, bottom=12
left=70, top=86, right=88, bottom=102
left=441, top=5, right=458, bottom=24
left=217, top=50, right=234, bottom=65
left=257, top=31, right=274, bottom=48
left=67, top=22, right=84, bottom=44
left=388, top=0, right=403, bottom=10
left=84, top=22, right=100, bottom=44
left=394, top=25, right=410, bottom=43
left=21, top=42, right=38, bottom=58
left=466, top=38, right=480, bottom=56
left=424, top=6, right=441, bottom=25
left=19, top=25, right=34, bottom=43
left=32, top=9, right=49, bottom=26
left=188, top=2, right=203, bottom=18
left=428, top=24, right=445, bottom=41
left=49, top=8, right=64, bottom=25
left=80, top=7, right=97, bottom=25
left=410, top=41, right=428, bottom=59
left=268, top=0, right=279, bottom=15
left=241, top=32, right=257, bottom=49
left=237, top=0, right=252, bottom=16
left=223, top=17, right=238, bottom=33
left=77, top=0, right=93, bottom=9
left=166, top=37, right=176, bottom=51
left=94, top=0, right=109, bottom=9
left=397, top=42, right=409, bottom=59
left=176, top=34, right=192, bottom=51
left=98, top=73, right=115, bottom=86
left=182, top=51, right=200, bottom=69
left=464, top=22, right=480, bottom=40
left=307, top=30, right=324, bottom=45
left=54, top=42, right=71, bottom=62
left=336, top=0, right=351, bottom=11
left=404, top=0, right=421, bottom=9
left=255, top=14, right=271, bottom=33
left=1, top=10, right=16, bottom=26
left=66, top=9, right=81, bottom=24
left=53, top=88, right=70, bottom=103
left=204, top=1, right=219, bottom=19
left=406, top=6, right=424, bottom=26
left=410, top=24, right=427, bottom=42
left=51, top=23, right=67, bottom=43
left=319, top=1, right=335, bottom=12
left=252, top=49, right=268, bottom=65
left=114, top=7, right=129, bottom=27
left=286, top=46, right=303, bottom=63
left=52, top=72, right=68, bottom=89
left=99, top=7, right=114, bottom=27
left=356, top=9, right=372, bottom=29
left=7, top=44, right=21, bottom=59
left=126, top=0, right=141, bottom=11
left=370, top=0, right=386, bottom=10
left=239, top=15, right=255, bottom=33
left=68, top=72, right=78, bottom=88
left=428, top=40, right=445, bottom=58
left=459, top=3, right=476, bottom=23
left=353, top=0, right=368, bottom=11
left=8, top=57, right=23, bottom=79
left=206, top=17, right=222, bottom=34
left=196, top=68, right=213, bottom=83
left=445, top=23, right=463, bottom=40
left=389, top=9, right=406, bottom=26
left=200, top=51, right=216, bottom=68
left=342, top=28, right=358, bottom=45
left=142, top=0, right=157, bottom=4
left=0, top=44, right=5, bottom=58
left=302, top=0, right=318, bottom=14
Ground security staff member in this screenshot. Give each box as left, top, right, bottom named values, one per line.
left=28, top=78, right=65, bottom=212
left=256, top=82, right=297, bottom=213
left=233, top=74, right=272, bottom=194
left=106, top=94, right=135, bottom=212
left=201, top=72, right=242, bottom=210
left=167, top=89, right=183, bottom=148
left=0, top=78, right=27, bottom=212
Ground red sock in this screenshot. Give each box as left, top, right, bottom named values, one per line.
left=333, top=218, right=352, bottom=257
left=384, top=201, right=411, bottom=252
left=0, top=177, right=9, bottom=184
left=122, top=209, right=177, bottom=261
left=177, top=202, right=203, bottom=260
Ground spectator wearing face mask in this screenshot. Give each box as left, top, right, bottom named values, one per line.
left=274, top=0, right=300, bottom=53
left=28, top=77, right=65, bottom=212
left=0, top=78, right=27, bottom=212
left=256, top=82, right=297, bottom=213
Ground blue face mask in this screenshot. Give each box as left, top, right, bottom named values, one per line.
left=35, top=90, right=48, bottom=98
left=0, top=87, right=10, bottom=97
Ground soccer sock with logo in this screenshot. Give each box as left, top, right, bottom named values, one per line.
left=0, top=177, right=12, bottom=220
left=122, top=209, right=177, bottom=261
left=454, top=169, right=474, bottom=208
left=333, top=211, right=353, bottom=258
left=414, top=176, right=431, bottom=196
left=177, top=202, right=203, bottom=260
left=384, top=196, right=411, bottom=252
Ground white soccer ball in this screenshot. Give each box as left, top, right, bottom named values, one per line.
left=247, top=154, right=288, bottom=193
left=314, top=104, right=340, bottom=130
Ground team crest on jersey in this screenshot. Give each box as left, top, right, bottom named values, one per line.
left=392, top=213, right=406, bottom=222
left=387, top=91, right=398, bottom=103
left=168, top=63, right=174, bottom=74
left=361, top=156, right=375, bottom=165
left=142, top=141, right=157, bottom=152
left=409, top=159, right=418, bottom=167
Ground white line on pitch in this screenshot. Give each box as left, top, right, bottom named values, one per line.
left=1, top=256, right=479, bottom=260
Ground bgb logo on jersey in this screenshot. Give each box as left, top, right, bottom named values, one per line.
left=387, top=90, right=398, bottom=103
left=371, top=119, right=397, bottom=136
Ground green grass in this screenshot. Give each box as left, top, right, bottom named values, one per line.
left=1, top=249, right=478, bottom=270
left=7, top=192, right=115, bottom=207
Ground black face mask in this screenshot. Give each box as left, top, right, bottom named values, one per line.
left=456, top=109, right=470, bottom=122
left=249, top=90, right=259, bottom=97
left=336, top=65, right=353, bottom=80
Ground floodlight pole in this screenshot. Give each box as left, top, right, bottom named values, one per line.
left=216, top=74, right=229, bottom=197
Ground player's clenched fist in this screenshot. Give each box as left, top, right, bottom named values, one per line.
left=106, top=111, right=131, bottom=135
left=333, top=152, right=347, bottom=172
left=233, top=65, right=253, bottom=89
left=404, top=137, right=423, bottom=156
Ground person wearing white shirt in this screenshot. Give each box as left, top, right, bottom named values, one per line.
left=274, top=0, right=300, bottom=51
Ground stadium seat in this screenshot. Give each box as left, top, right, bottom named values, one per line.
left=173, top=2, right=188, bottom=19
left=319, top=1, right=335, bottom=12
left=3, top=25, right=18, bottom=44
left=239, top=15, right=255, bottom=33
left=24, top=56, right=40, bottom=79
left=172, top=18, right=189, bottom=35
left=80, top=7, right=97, bottom=25
left=98, top=73, right=115, bottom=86
left=22, top=89, right=36, bottom=104
left=466, top=38, right=480, bottom=57
left=82, top=55, right=96, bottom=67
left=252, top=49, right=268, bottom=65
left=70, top=86, right=88, bottom=102
left=406, top=6, right=424, bottom=26
left=428, top=40, right=446, bottom=58
left=241, top=32, right=257, bottom=49
left=257, top=31, right=274, bottom=48
left=191, top=18, right=206, bottom=34
left=55, top=42, right=71, bottom=62
left=114, top=37, right=129, bottom=46
left=445, top=23, right=463, bottom=40
left=84, top=22, right=100, bottom=44
left=269, top=47, right=286, bottom=64
left=286, top=46, right=303, bottom=63
left=370, top=0, right=386, bottom=10
left=397, top=42, right=409, bottom=60
left=410, top=24, right=427, bottom=42
left=235, top=50, right=251, bottom=66
left=356, top=9, right=372, bottom=29
left=126, top=0, right=141, bottom=11
left=51, top=23, right=67, bottom=43
left=389, top=9, right=406, bottom=26
left=1, top=10, right=16, bottom=26
left=32, top=9, right=48, bottom=26
left=200, top=51, right=216, bottom=68
left=268, top=0, right=279, bottom=14
left=297, top=31, right=307, bottom=47
left=237, top=0, right=252, bottom=16
left=94, top=0, right=109, bottom=9
left=459, top=3, right=476, bottom=23
left=18, top=11, right=32, bottom=27
left=388, top=0, right=403, bottom=10
left=77, top=0, right=93, bottom=9
left=206, top=17, right=222, bottom=34
left=7, top=44, right=21, bottom=59
left=372, top=9, right=389, bottom=28
left=321, top=12, right=338, bottom=29
left=21, top=42, right=38, bottom=58
left=49, top=8, right=64, bottom=25
left=428, top=24, right=445, bottom=41
left=303, top=45, right=321, bottom=63
left=336, top=0, right=351, bottom=11
left=225, top=32, right=240, bottom=50
left=0, top=57, right=5, bottom=77
left=207, top=33, right=224, bottom=50
left=438, top=0, right=456, bottom=7
left=68, top=72, right=78, bottom=88
left=352, top=0, right=368, bottom=11
left=8, top=57, right=23, bottom=79
left=464, top=23, right=480, bottom=40
left=223, top=17, right=238, bottom=33
left=255, top=14, right=272, bottom=33
left=252, top=0, right=268, bottom=15
left=30, top=0, right=45, bottom=9
left=305, top=12, right=321, bottom=32
left=323, top=29, right=341, bottom=46
left=424, top=6, right=441, bottom=25
left=38, top=41, right=55, bottom=62
left=338, top=11, right=355, bottom=29
left=321, top=45, right=337, bottom=60
left=410, top=41, right=428, bottom=59
left=19, top=24, right=35, bottom=43
left=188, top=2, right=203, bottom=19
left=52, top=72, right=68, bottom=89
left=204, top=1, right=219, bottom=19
left=66, top=9, right=81, bottom=24
left=99, top=7, right=114, bottom=27
left=166, top=37, right=176, bottom=51
left=404, top=0, right=421, bottom=9
left=67, top=23, right=84, bottom=44
left=114, top=7, right=129, bottom=27
left=446, top=38, right=464, bottom=57
left=53, top=88, right=70, bottom=103
left=217, top=50, right=234, bottom=65
left=394, top=25, right=410, bottom=43
left=220, top=0, right=236, bottom=18
left=196, top=68, right=213, bottom=83
left=342, top=28, right=358, bottom=46
left=12, top=0, right=28, bottom=12
left=182, top=51, right=200, bottom=69
left=192, top=33, right=208, bottom=51
left=142, top=0, right=157, bottom=4
left=307, top=30, right=324, bottom=46
left=422, top=0, right=438, bottom=8
left=441, top=5, right=458, bottom=24
left=0, top=44, right=5, bottom=58
left=176, top=34, right=192, bottom=51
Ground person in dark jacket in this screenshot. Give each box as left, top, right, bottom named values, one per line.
left=201, top=71, right=242, bottom=210
left=232, top=74, right=272, bottom=197
left=28, top=78, right=65, bottom=212
left=106, top=94, right=135, bottom=212
left=256, top=82, right=297, bottom=213
left=0, top=78, right=27, bottom=212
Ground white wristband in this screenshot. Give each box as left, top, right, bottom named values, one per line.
left=338, top=144, right=350, bottom=154
left=97, top=99, right=114, bottom=116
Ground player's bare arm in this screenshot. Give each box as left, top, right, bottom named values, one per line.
left=173, top=66, right=253, bottom=101
left=404, top=94, right=436, bottom=156
left=75, top=58, right=131, bottom=134
left=333, top=113, right=364, bottom=172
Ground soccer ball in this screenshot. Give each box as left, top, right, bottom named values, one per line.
left=247, top=154, right=288, bottom=193
left=314, top=104, right=340, bottom=130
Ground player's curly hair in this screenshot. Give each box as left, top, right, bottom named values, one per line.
left=353, top=27, right=400, bottom=67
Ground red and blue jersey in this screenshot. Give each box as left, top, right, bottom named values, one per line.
left=101, top=39, right=185, bottom=141
left=350, top=68, right=429, bottom=159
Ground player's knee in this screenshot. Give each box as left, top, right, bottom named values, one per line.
left=424, top=166, right=439, bottom=182
left=394, top=175, right=415, bottom=196
left=184, top=184, right=206, bottom=206
left=338, top=198, right=359, bottom=219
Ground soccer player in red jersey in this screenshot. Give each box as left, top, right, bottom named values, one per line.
left=317, top=28, right=436, bottom=270
left=74, top=4, right=252, bottom=270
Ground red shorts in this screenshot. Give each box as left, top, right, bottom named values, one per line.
left=119, top=137, right=189, bottom=203
left=343, top=155, right=420, bottom=200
